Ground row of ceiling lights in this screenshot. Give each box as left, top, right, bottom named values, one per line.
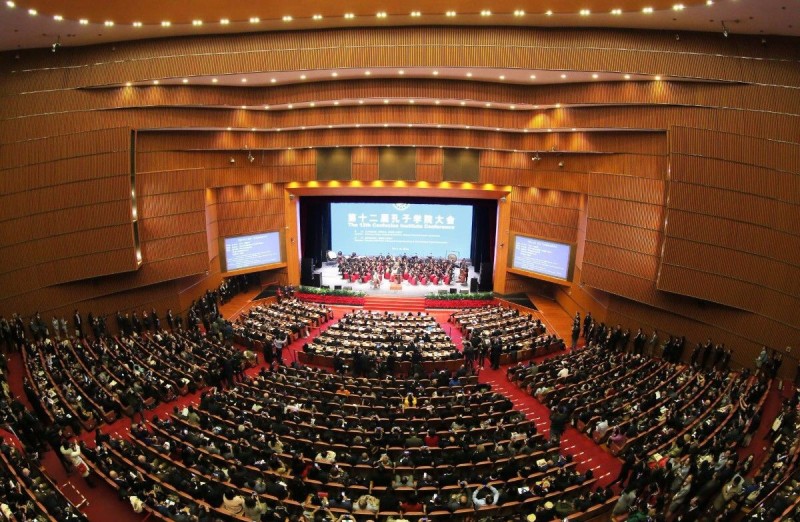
left=128, top=71, right=657, bottom=87
left=224, top=125, right=588, bottom=133
left=7, top=1, right=713, bottom=26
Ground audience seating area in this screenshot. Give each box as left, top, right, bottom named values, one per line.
left=511, top=337, right=776, bottom=521
left=82, top=366, right=614, bottom=521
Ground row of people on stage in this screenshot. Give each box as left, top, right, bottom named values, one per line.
left=337, top=253, right=470, bottom=286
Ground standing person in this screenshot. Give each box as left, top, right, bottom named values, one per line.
left=571, top=322, right=580, bottom=350
left=646, top=330, right=659, bottom=357
left=490, top=337, right=502, bottom=370
left=582, top=312, right=592, bottom=339
left=59, top=317, right=69, bottom=340
left=73, top=310, right=83, bottom=339
left=166, top=309, right=175, bottom=331
left=609, top=450, right=636, bottom=489
left=549, top=405, right=568, bottom=445
left=60, top=440, right=95, bottom=487
left=51, top=317, right=61, bottom=341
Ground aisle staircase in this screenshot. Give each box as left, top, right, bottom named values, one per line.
left=363, top=295, right=427, bottom=312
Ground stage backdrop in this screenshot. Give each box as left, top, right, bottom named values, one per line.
left=299, top=196, right=497, bottom=270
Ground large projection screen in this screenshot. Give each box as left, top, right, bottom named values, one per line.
left=508, top=234, right=575, bottom=283
left=221, top=231, right=284, bottom=273
left=330, top=201, right=473, bottom=257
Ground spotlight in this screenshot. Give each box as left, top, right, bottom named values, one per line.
left=51, top=35, right=61, bottom=53
left=558, top=161, right=565, bottom=168
left=531, top=153, right=541, bottom=162
left=247, top=151, right=255, bottom=163
left=721, top=21, right=729, bottom=38
left=229, top=157, right=236, bottom=164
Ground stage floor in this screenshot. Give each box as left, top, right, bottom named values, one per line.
left=317, top=264, right=479, bottom=297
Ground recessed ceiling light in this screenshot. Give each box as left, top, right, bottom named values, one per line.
left=432, top=70, right=439, bottom=76
left=514, top=10, right=525, bottom=17
left=131, top=21, right=141, bottom=27
left=309, top=102, right=315, bottom=107
left=161, top=21, right=171, bottom=26
left=545, top=10, right=553, bottom=16
left=611, top=9, right=622, bottom=15
left=287, top=104, right=293, bottom=109
left=182, top=78, right=189, bottom=84
left=480, top=10, right=492, bottom=17
left=673, top=3, right=685, bottom=10
left=466, top=72, right=472, bottom=77
left=227, top=127, right=232, bottom=131
left=499, top=75, right=505, bottom=80
left=460, top=101, right=466, bottom=106
left=530, top=74, right=537, bottom=80
left=358, top=100, right=364, bottom=104
left=152, top=80, right=159, bottom=85
left=555, top=103, right=562, bottom=108
left=384, top=124, right=389, bottom=127
left=192, top=19, right=203, bottom=26
left=125, top=82, right=132, bottom=87
left=533, top=105, right=539, bottom=109
left=706, top=0, right=713, bottom=5
left=547, top=129, right=552, bottom=132
left=592, top=73, right=599, bottom=79
left=251, top=127, right=256, bottom=131
left=409, top=99, right=415, bottom=104
left=264, top=105, right=270, bottom=109
left=465, top=125, right=470, bottom=129
left=384, top=99, right=389, bottom=104
left=80, top=18, right=89, bottom=24
left=560, top=74, right=567, bottom=79
left=410, top=10, right=421, bottom=17
left=376, top=11, right=387, bottom=18
left=282, top=15, right=293, bottom=22
left=434, top=100, right=440, bottom=104
left=408, top=124, right=413, bottom=127
left=579, top=9, right=590, bottom=16
left=485, top=102, right=491, bottom=107
left=523, top=129, right=528, bottom=132
left=398, top=70, right=405, bottom=75
left=446, top=10, right=456, bottom=17
left=312, top=14, right=323, bottom=20
left=211, top=78, right=218, bottom=83
left=220, top=18, right=230, bottom=25
left=249, top=17, right=260, bottom=23
left=355, top=124, right=360, bottom=127
left=104, top=20, right=114, bottom=27
left=27, top=8, right=36, bottom=15
left=365, top=71, right=371, bottom=75
left=328, top=125, right=332, bottom=128
left=270, top=78, right=277, bottom=83
left=572, top=128, right=577, bottom=131
left=642, top=7, right=654, bottom=14
left=300, top=74, right=307, bottom=80
left=624, top=74, right=631, bottom=79
left=510, top=105, right=515, bottom=110
left=241, top=78, right=247, bottom=83
left=331, top=72, right=338, bottom=77
left=655, top=75, right=662, bottom=81
left=6, top=1, right=14, bottom=7
left=333, top=101, right=339, bottom=105
left=344, top=13, right=355, bottom=19
left=53, top=14, right=63, bottom=21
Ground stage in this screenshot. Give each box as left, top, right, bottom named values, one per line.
left=316, top=263, right=480, bottom=297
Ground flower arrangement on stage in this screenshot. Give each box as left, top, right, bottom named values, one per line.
left=424, top=292, right=497, bottom=308
left=297, top=286, right=366, bottom=305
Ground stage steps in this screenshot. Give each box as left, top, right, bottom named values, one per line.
left=363, top=296, right=427, bottom=312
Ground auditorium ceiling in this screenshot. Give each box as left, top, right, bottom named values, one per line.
left=1, top=0, right=799, bottom=52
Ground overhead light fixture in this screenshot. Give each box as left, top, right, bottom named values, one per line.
left=513, top=10, right=525, bottom=17
left=530, top=74, right=537, bottom=80
left=480, top=10, right=492, bottom=17
left=125, top=82, right=132, bottom=87
left=398, top=70, right=405, bottom=75
left=6, top=1, right=15, bottom=7
left=432, top=70, right=439, bottom=76
left=365, top=71, right=371, bottom=75
left=104, top=20, right=114, bottom=26
left=270, top=78, right=277, bottom=83
left=642, top=7, right=654, bottom=14
left=611, top=9, right=622, bottom=15
left=624, top=74, right=631, bottom=79
left=300, top=74, right=307, bottom=79
left=182, top=78, right=189, bottom=83
left=331, top=72, right=338, bottom=77
left=410, top=11, right=421, bottom=17
left=53, top=14, right=63, bottom=21
left=376, top=11, right=387, bottom=18
left=499, top=75, right=505, bottom=80
left=545, top=10, right=553, bottom=16
left=247, top=151, right=255, bottom=163
left=211, top=78, right=218, bottom=83
left=249, top=17, right=260, bottom=23
left=721, top=21, right=729, bottom=37
left=161, top=20, right=171, bottom=27
left=655, top=75, right=662, bottom=81
left=560, top=74, right=567, bottom=79
left=27, top=8, right=36, bottom=15
left=445, top=10, right=456, bottom=17
left=579, top=9, right=590, bottom=16
left=312, top=14, right=323, bottom=20
left=466, top=72, right=472, bottom=77
left=531, top=152, right=541, bottom=162
left=344, top=13, right=355, bottom=19
left=152, top=80, right=159, bottom=85
left=673, top=4, right=685, bottom=11
left=592, top=73, right=599, bottom=79
left=241, top=78, right=247, bottom=83
left=192, top=19, right=203, bottom=26
left=132, top=21, right=142, bottom=27
left=282, top=15, right=293, bottom=22
left=220, top=18, right=230, bottom=25
left=79, top=18, right=89, bottom=24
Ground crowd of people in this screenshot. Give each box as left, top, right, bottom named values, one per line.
left=337, top=254, right=471, bottom=288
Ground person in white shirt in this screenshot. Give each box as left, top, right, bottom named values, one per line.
left=557, top=366, right=569, bottom=379
left=472, top=484, right=499, bottom=507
